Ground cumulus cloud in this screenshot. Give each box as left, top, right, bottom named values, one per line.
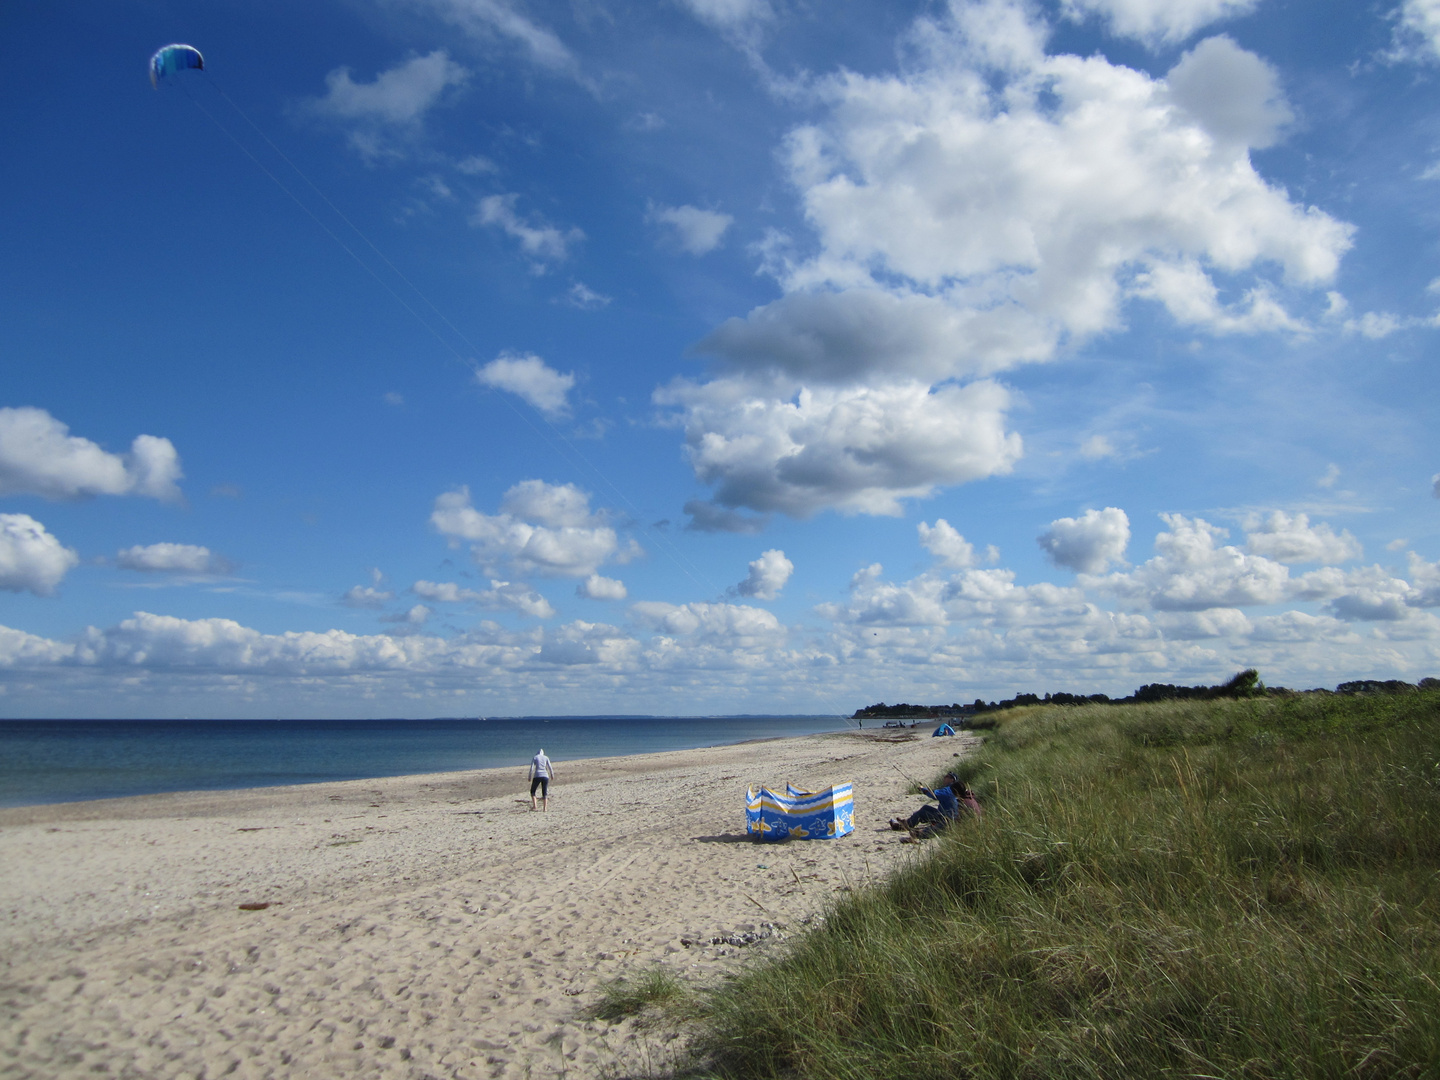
left=1243, top=511, right=1362, bottom=564
left=734, top=549, right=793, bottom=600
left=918, top=519, right=987, bottom=569
left=381, top=604, right=432, bottom=626
left=647, top=203, right=734, bottom=255
left=413, top=577, right=556, bottom=618
left=1166, top=36, right=1292, bottom=150
left=473, top=195, right=583, bottom=267
left=1038, top=508, right=1131, bottom=574
left=1094, top=513, right=1290, bottom=610
left=630, top=600, right=784, bottom=643
left=669, top=3, right=1350, bottom=518
left=116, top=543, right=232, bottom=576
left=430, top=482, right=633, bottom=578
left=0, top=514, right=78, bottom=596
left=1393, top=0, right=1440, bottom=61
left=821, top=563, right=950, bottom=626
left=0, top=407, right=182, bottom=502
left=657, top=377, right=1022, bottom=517
left=1062, top=0, right=1259, bottom=46
left=577, top=574, right=627, bottom=600
left=476, top=352, right=576, bottom=417
left=342, top=585, right=395, bottom=609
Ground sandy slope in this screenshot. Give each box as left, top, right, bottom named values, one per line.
left=0, top=727, right=977, bottom=1079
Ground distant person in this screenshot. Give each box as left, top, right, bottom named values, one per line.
left=528, top=749, right=554, bottom=811
left=889, top=772, right=980, bottom=834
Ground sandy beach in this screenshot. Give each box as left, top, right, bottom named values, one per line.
left=0, top=726, right=977, bottom=1079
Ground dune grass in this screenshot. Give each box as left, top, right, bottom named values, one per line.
left=593, top=967, right=693, bottom=1022
left=689, top=691, right=1440, bottom=1079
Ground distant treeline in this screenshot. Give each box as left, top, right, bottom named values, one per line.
left=852, top=670, right=1440, bottom=721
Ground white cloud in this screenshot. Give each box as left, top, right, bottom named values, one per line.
left=116, top=543, right=230, bottom=575
left=647, top=203, right=734, bottom=255
left=1393, top=0, right=1440, bottom=61
left=1093, top=513, right=1290, bottom=610
left=735, top=548, right=793, bottom=600
left=310, top=51, right=467, bottom=127
left=630, top=601, right=784, bottom=644
left=342, top=585, right=395, bottom=609
left=0, top=514, right=78, bottom=596
left=1079, top=435, right=1118, bottom=461
left=1342, top=311, right=1422, bottom=336
left=1433, top=472, right=1440, bottom=499
left=413, top=577, right=556, bottom=618
left=1038, top=508, right=1131, bottom=573
left=381, top=604, right=432, bottom=626
left=821, top=563, right=950, bottom=626
left=677, top=0, right=772, bottom=32
left=1063, top=0, right=1258, bottom=47
left=656, top=377, right=1022, bottom=517
left=1167, top=36, right=1292, bottom=149
left=682, top=500, right=767, bottom=534
left=456, top=154, right=498, bottom=175
left=0, top=407, right=182, bottom=502
left=476, top=352, right=576, bottom=417
left=563, top=282, right=611, bottom=310
left=577, top=574, right=627, bottom=600
left=413, top=0, right=582, bottom=80
left=1243, top=511, right=1362, bottom=564
left=672, top=4, right=1350, bottom=518
left=1326, top=565, right=1416, bottom=621
left=918, top=519, right=980, bottom=569
left=430, top=482, right=631, bottom=578
left=473, top=194, right=583, bottom=267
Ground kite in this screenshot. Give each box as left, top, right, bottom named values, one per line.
left=150, top=44, right=204, bottom=88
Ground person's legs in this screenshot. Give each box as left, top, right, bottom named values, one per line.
left=530, top=776, right=542, bottom=810
left=906, top=804, right=947, bottom=829
left=538, top=776, right=549, bottom=811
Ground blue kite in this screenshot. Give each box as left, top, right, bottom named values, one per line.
left=150, top=44, right=204, bottom=88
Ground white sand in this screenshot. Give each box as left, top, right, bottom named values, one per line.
left=0, top=727, right=977, bottom=1079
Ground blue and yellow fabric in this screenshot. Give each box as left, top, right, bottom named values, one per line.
left=745, top=782, right=854, bottom=840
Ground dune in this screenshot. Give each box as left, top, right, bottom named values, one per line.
left=0, top=726, right=975, bottom=1079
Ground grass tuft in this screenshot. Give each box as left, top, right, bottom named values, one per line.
left=592, top=967, right=692, bottom=1023
left=684, top=691, right=1440, bottom=1079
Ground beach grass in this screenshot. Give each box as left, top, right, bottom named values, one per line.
left=686, top=691, right=1440, bottom=1079
left=593, top=968, right=693, bottom=1022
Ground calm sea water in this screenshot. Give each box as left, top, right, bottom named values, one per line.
left=0, top=716, right=850, bottom=809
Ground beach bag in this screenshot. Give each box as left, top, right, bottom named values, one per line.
left=745, top=782, right=854, bottom=840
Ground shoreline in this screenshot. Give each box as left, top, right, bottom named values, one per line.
left=0, top=727, right=978, bottom=1079
left=0, top=716, right=855, bottom=814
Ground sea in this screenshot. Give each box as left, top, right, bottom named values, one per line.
left=0, top=715, right=851, bottom=809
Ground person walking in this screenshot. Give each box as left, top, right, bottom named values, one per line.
left=528, top=748, right=554, bottom=811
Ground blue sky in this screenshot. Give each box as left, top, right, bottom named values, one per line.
left=3, top=0, right=1440, bottom=717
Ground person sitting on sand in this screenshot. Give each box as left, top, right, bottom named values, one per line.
left=528, top=749, right=554, bottom=811
left=888, top=772, right=980, bottom=834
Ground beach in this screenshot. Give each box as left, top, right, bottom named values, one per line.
left=0, top=726, right=976, bottom=1079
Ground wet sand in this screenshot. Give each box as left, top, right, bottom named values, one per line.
left=0, top=726, right=977, bottom=1079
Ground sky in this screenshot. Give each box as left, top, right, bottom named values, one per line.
left=4, top=0, right=1440, bottom=718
